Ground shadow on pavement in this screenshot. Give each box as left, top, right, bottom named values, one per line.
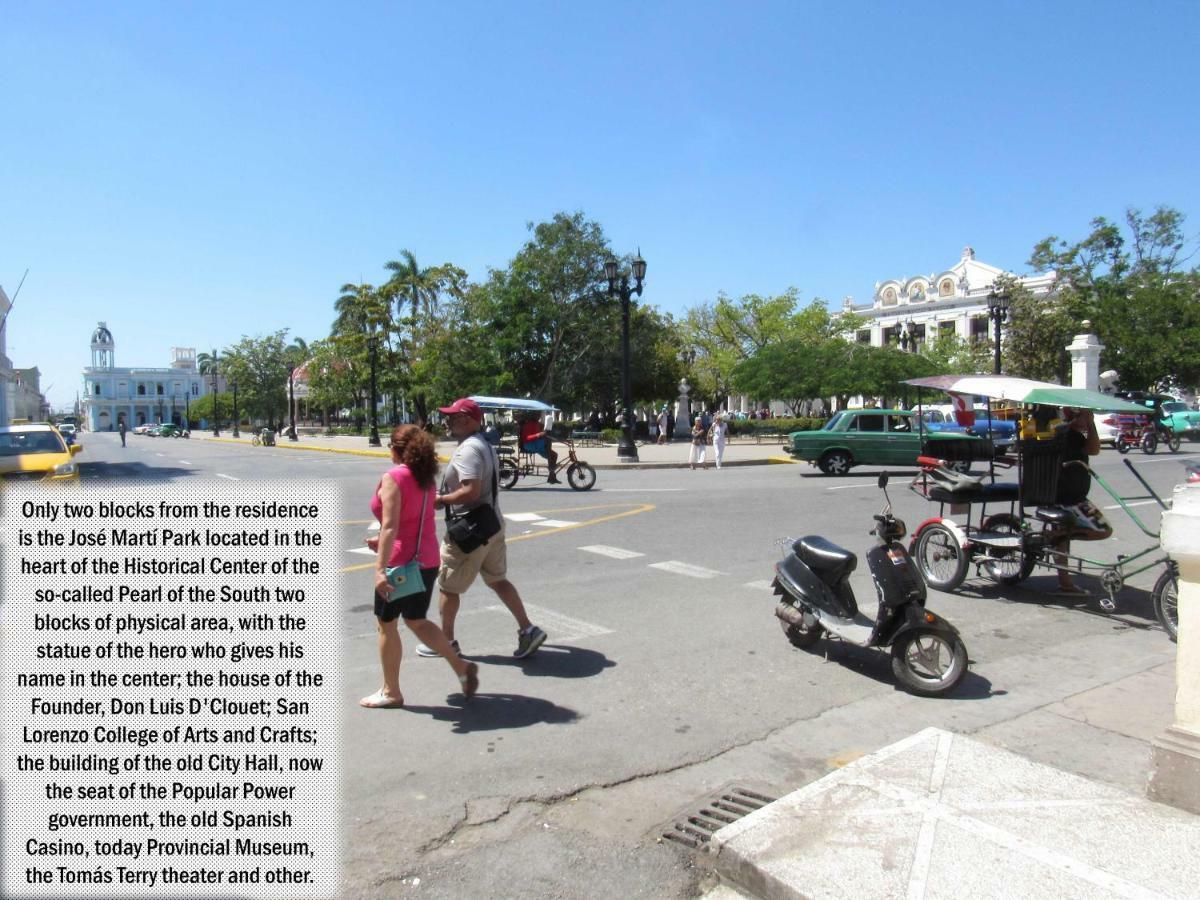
left=954, top=576, right=1164, bottom=633
left=401, top=692, right=579, bottom=734
left=789, top=641, right=1002, bottom=700
left=81, top=462, right=196, bottom=482
left=468, top=644, right=615, bottom=679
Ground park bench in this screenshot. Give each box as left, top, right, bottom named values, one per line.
left=570, top=430, right=605, bottom=447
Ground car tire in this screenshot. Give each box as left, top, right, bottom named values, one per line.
left=818, top=449, right=852, bottom=476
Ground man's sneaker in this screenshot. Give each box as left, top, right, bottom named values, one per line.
left=417, top=639, right=460, bottom=658
left=514, top=626, right=546, bottom=659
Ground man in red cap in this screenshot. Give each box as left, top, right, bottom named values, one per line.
left=417, top=397, right=547, bottom=660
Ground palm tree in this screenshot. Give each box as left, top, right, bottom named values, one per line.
left=384, top=249, right=436, bottom=323
left=197, top=348, right=221, bottom=376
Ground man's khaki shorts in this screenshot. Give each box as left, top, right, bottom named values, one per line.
left=438, top=520, right=508, bottom=594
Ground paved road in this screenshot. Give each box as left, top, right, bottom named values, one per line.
left=71, top=432, right=1193, bottom=898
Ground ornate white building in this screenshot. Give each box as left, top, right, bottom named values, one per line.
left=842, top=246, right=1057, bottom=350
left=81, top=323, right=208, bottom=431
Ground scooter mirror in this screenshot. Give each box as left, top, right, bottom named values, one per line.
left=878, top=471, right=889, bottom=489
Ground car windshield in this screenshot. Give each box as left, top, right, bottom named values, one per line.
left=1163, top=402, right=1187, bottom=413
left=821, top=412, right=846, bottom=431
left=0, top=431, right=67, bottom=456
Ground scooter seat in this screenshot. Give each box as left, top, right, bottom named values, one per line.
left=794, top=536, right=857, bottom=582
left=1035, top=506, right=1071, bottom=524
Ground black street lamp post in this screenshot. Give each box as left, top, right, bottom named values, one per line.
left=605, top=251, right=647, bottom=462
left=231, top=381, right=240, bottom=438
left=211, top=361, right=220, bottom=437
left=287, top=366, right=298, bottom=441
left=987, top=287, right=1011, bottom=375
left=184, top=393, right=190, bottom=433
left=367, top=334, right=381, bottom=447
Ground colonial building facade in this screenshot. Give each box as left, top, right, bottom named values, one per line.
left=81, top=323, right=207, bottom=431
left=842, top=246, right=1057, bottom=351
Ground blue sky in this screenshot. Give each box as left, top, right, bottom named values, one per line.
left=3, top=1, right=1197, bottom=408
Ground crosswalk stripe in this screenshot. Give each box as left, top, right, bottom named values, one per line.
left=579, top=545, right=645, bottom=560
left=347, top=547, right=374, bottom=556
left=743, top=580, right=776, bottom=591
left=648, top=561, right=725, bottom=579
left=533, top=519, right=576, bottom=528
left=505, top=512, right=545, bottom=522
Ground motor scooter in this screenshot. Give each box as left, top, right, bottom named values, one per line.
left=772, top=472, right=969, bottom=696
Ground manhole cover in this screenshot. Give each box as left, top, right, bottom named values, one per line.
left=661, top=786, right=776, bottom=849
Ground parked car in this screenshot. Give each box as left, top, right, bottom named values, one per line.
left=920, top=405, right=1017, bottom=454
left=56, top=423, right=77, bottom=445
left=1157, top=400, right=1200, bottom=439
left=132, top=423, right=154, bottom=435
left=156, top=423, right=185, bottom=438
left=0, top=423, right=82, bottom=483
left=787, top=408, right=984, bottom=475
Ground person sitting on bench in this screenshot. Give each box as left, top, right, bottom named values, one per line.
left=519, top=411, right=560, bottom=483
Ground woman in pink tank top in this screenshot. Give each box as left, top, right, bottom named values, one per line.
left=360, top=425, right=478, bottom=708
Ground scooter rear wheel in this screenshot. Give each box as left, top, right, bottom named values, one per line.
left=891, top=631, right=968, bottom=696
left=913, top=523, right=969, bottom=592
left=779, top=616, right=824, bottom=649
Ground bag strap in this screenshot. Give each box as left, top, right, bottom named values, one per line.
left=441, top=433, right=499, bottom=519
left=408, top=489, right=428, bottom=565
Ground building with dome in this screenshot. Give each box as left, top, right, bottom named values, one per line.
left=840, top=246, right=1058, bottom=350
left=81, top=323, right=208, bottom=431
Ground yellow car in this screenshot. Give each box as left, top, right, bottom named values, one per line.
left=0, top=424, right=82, bottom=483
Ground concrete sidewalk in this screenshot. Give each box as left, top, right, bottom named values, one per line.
left=183, top=430, right=797, bottom=469
left=710, top=725, right=1198, bottom=899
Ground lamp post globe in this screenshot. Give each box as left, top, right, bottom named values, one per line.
left=605, top=251, right=646, bottom=462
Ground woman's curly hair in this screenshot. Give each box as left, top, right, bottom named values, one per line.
left=389, top=424, right=438, bottom=487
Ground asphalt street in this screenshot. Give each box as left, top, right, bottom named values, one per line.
left=71, top=432, right=1193, bottom=898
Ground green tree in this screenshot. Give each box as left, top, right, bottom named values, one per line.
left=220, top=331, right=291, bottom=428
left=994, top=273, right=1078, bottom=382
left=1028, top=206, right=1200, bottom=390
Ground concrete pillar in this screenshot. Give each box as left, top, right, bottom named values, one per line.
left=1066, top=322, right=1104, bottom=391
left=673, top=379, right=693, bottom=439
left=1148, top=484, right=1200, bottom=813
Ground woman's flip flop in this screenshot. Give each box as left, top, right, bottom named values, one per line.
left=359, top=690, right=404, bottom=709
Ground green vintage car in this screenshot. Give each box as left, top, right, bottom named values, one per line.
left=1157, top=401, right=1200, bottom=438
left=787, top=408, right=983, bottom=475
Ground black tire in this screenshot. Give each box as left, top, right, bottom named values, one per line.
left=913, top=523, right=969, bottom=592
left=1167, top=431, right=1181, bottom=453
left=1116, top=439, right=1129, bottom=455
left=779, top=614, right=824, bottom=648
left=1152, top=567, right=1179, bottom=642
left=498, top=457, right=520, bottom=490
left=818, top=449, right=852, bottom=476
left=979, top=513, right=1035, bottom=585
left=1141, top=431, right=1158, bottom=454
left=891, top=630, right=968, bottom=696
left=567, top=462, right=596, bottom=491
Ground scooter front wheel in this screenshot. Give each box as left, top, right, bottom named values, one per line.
left=891, top=630, right=968, bottom=696
left=913, top=523, right=969, bottom=592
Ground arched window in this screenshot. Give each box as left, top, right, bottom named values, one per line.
left=939, top=279, right=955, bottom=297
left=156, top=383, right=164, bottom=395
left=137, top=384, right=146, bottom=396
left=882, top=287, right=898, bottom=306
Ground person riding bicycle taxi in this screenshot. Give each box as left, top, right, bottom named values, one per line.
left=518, top=410, right=560, bottom=483
left=1052, top=405, right=1113, bottom=596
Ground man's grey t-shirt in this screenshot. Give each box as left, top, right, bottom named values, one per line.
left=442, top=433, right=499, bottom=517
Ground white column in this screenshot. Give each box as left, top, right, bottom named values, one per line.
left=1148, top=484, right=1200, bottom=812
left=1066, top=323, right=1105, bottom=391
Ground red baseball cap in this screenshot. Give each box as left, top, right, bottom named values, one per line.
left=438, top=397, right=483, bottom=422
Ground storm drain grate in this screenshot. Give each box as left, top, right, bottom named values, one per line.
left=661, top=787, right=777, bottom=849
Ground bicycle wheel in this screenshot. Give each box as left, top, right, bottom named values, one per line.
left=1166, top=431, right=1181, bottom=453
left=1141, top=431, right=1158, bottom=454
left=979, top=513, right=1035, bottom=585
left=567, top=462, right=596, bottom=491
left=498, top=457, right=520, bottom=490
left=913, top=523, right=969, bottom=592
left=1152, top=567, right=1179, bottom=642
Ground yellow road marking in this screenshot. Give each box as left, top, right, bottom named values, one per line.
left=338, top=502, right=655, bottom=572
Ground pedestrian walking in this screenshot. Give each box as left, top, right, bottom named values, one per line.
left=417, top=398, right=547, bottom=660
left=688, top=416, right=709, bottom=470
left=656, top=406, right=669, bottom=444
left=118, top=419, right=127, bottom=447
left=710, top=413, right=728, bottom=469
left=362, top=424, right=478, bottom=709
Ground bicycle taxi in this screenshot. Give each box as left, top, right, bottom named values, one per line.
left=469, top=396, right=598, bottom=491
left=902, top=375, right=1179, bottom=640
